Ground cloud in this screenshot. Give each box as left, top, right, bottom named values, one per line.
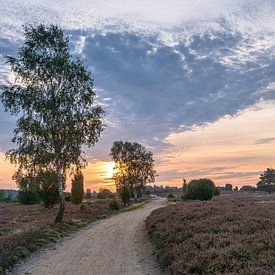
left=255, top=137, right=275, bottom=145
left=157, top=100, right=275, bottom=187
left=1, top=1, right=275, bottom=189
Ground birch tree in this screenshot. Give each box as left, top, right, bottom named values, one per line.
left=1, top=24, right=105, bottom=222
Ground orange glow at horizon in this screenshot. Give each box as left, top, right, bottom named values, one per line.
left=155, top=100, right=275, bottom=188
left=0, top=100, right=275, bottom=191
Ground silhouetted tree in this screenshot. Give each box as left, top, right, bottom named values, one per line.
left=182, top=178, right=187, bottom=193
left=1, top=24, right=105, bottom=222
left=257, top=168, right=275, bottom=193
left=225, top=183, right=233, bottom=191
left=84, top=188, right=92, bottom=199
left=71, top=171, right=84, bottom=204
left=97, top=189, right=114, bottom=199
left=110, top=141, right=156, bottom=205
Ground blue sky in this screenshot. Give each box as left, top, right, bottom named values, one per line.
left=0, top=0, right=275, bottom=189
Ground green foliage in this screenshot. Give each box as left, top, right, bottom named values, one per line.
left=79, top=203, right=87, bottom=211
left=71, top=171, right=84, bottom=205
left=109, top=200, right=120, bottom=210
left=97, top=189, right=114, bottom=199
left=117, top=186, right=131, bottom=206
left=184, top=178, right=217, bottom=201
left=110, top=141, right=156, bottom=205
left=167, top=193, right=176, bottom=202
left=37, top=170, right=60, bottom=208
left=1, top=24, right=105, bottom=222
left=15, top=170, right=62, bottom=208
left=225, top=183, right=233, bottom=191
left=167, top=193, right=175, bottom=199
left=257, top=168, right=275, bottom=193
left=18, top=190, right=40, bottom=205
left=240, top=185, right=256, bottom=192
left=64, top=192, right=71, bottom=201
left=213, top=187, right=220, bottom=196
left=0, top=190, right=4, bottom=200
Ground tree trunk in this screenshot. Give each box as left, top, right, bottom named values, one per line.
left=55, top=167, right=65, bottom=223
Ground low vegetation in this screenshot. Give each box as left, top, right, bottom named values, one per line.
left=183, top=178, right=219, bottom=201
left=147, top=192, right=275, bottom=274
left=0, top=200, right=113, bottom=272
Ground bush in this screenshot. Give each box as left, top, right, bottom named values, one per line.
left=79, top=203, right=87, bottom=211
left=64, top=192, right=71, bottom=201
left=18, top=190, right=40, bottom=205
left=109, top=200, right=120, bottom=210
left=213, top=187, right=220, bottom=196
left=71, top=171, right=84, bottom=205
left=240, top=185, right=256, bottom=192
left=167, top=193, right=175, bottom=199
left=15, top=170, right=62, bottom=209
left=84, top=188, right=92, bottom=199
left=97, top=189, right=114, bottom=199
left=184, top=178, right=217, bottom=201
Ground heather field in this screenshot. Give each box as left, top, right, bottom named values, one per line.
left=146, top=192, right=275, bottom=274
left=0, top=200, right=113, bottom=272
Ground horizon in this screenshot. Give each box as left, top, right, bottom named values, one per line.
left=1, top=0, right=275, bottom=191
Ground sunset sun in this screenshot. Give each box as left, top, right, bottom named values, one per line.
left=105, top=162, right=115, bottom=179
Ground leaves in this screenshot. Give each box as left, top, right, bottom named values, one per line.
left=110, top=141, right=156, bottom=203
left=1, top=24, right=105, bottom=175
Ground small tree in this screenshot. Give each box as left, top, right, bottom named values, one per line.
left=184, top=178, right=217, bottom=201
left=71, top=171, right=84, bottom=205
left=110, top=141, right=156, bottom=204
left=1, top=24, right=105, bottom=222
left=257, top=168, right=275, bottom=193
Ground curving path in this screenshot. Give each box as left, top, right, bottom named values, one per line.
left=12, top=197, right=165, bottom=275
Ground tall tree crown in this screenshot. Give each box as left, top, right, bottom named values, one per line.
left=1, top=24, right=105, bottom=174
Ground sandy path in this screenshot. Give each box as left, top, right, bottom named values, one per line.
left=12, top=197, right=165, bottom=275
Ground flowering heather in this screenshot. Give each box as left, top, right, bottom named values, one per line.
left=0, top=200, right=112, bottom=272
left=146, top=192, right=275, bottom=274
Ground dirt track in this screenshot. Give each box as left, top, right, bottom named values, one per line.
left=12, top=197, right=165, bottom=275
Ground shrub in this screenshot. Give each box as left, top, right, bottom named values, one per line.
left=240, top=185, right=256, bottom=192
left=18, top=190, right=40, bottom=205
left=117, top=187, right=130, bottom=206
left=15, top=170, right=63, bottom=208
left=97, top=189, right=114, bottom=200
left=64, top=192, right=71, bottom=202
left=213, top=187, right=220, bottom=196
left=184, top=178, right=217, bottom=201
left=79, top=203, right=87, bottom=211
left=225, top=183, right=233, bottom=191
left=167, top=193, right=175, bottom=199
left=71, top=171, right=84, bottom=205
left=109, top=200, right=120, bottom=210
left=84, top=188, right=92, bottom=199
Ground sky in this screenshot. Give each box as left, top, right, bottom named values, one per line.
left=0, top=0, right=275, bottom=191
